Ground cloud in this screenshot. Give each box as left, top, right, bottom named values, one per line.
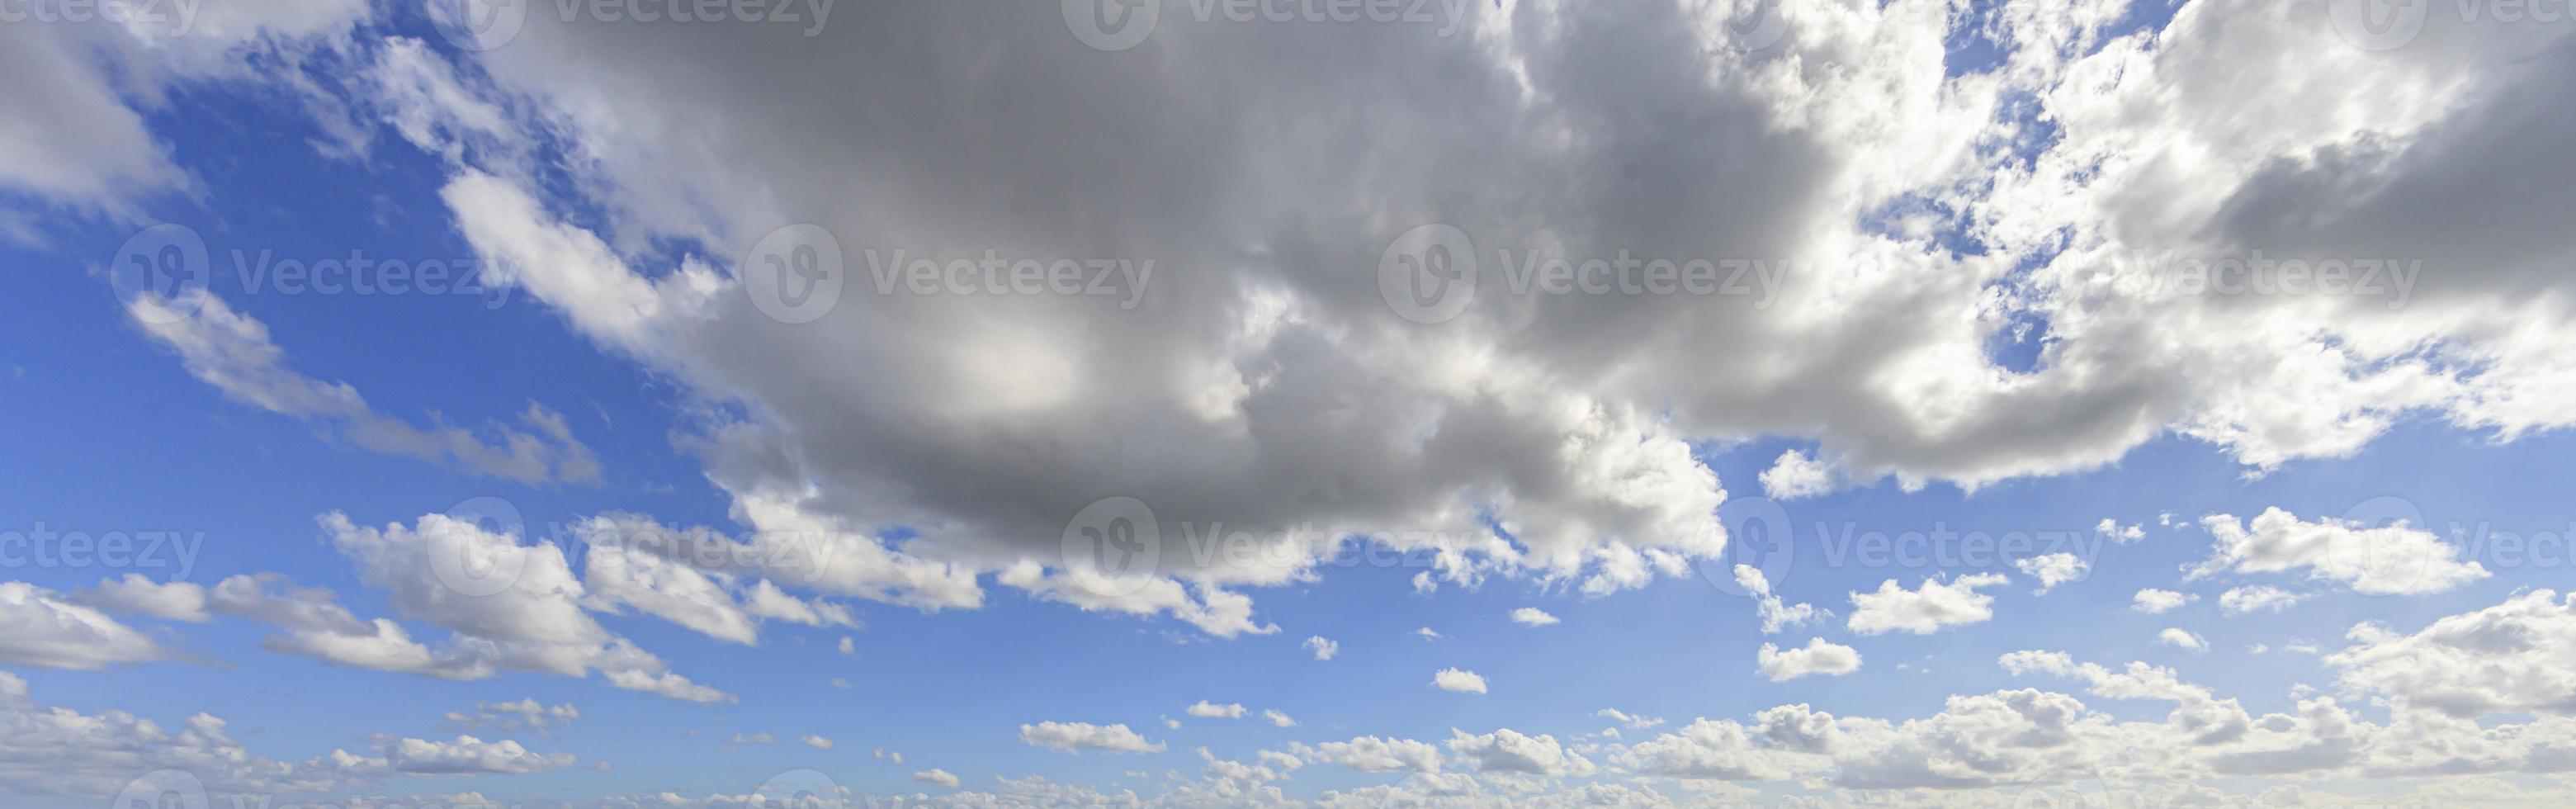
left=1446, top=729, right=1595, bottom=777
left=1847, top=574, right=2011, bottom=635
left=1302, top=636, right=1337, bottom=660
left=383, top=736, right=579, bottom=775
left=1756, top=638, right=1863, bottom=681
left=2219, top=584, right=2309, bottom=614
left=2097, top=518, right=2146, bottom=543
left=1758, top=450, right=1836, bottom=499
left=2132, top=589, right=2198, bottom=614
left=1431, top=668, right=1488, bottom=694
left=1293, top=736, right=1442, bottom=774
left=1736, top=564, right=1820, bottom=633
left=1263, top=709, right=1296, bottom=728
left=800, top=735, right=833, bottom=750
left=1019, top=721, right=1165, bottom=755
left=913, top=769, right=961, bottom=788
left=0, top=582, right=164, bottom=669
left=2012, top=552, right=2092, bottom=594
left=128, top=291, right=599, bottom=484
left=1509, top=607, right=1560, bottom=627
left=1185, top=701, right=1247, bottom=719
left=2192, top=508, right=2487, bottom=595
left=2328, top=589, right=2576, bottom=718
left=2157, top=628, right=2210, bottom=653
left=1595, top=709, right=1666, bottom=731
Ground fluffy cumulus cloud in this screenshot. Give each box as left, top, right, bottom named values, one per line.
left=2158, top=627, right=2210, bottom=653
left=1847, top=574, right=2011, bottom=635
left=1019, top=721, right=1165, bottom=755
left=2219, top=584, right=2309, bottom=614
left=20, top=0, right=2576, bottom=805
left=1508, top=607, right=1560, bottom=627
left=2193, top=508, right=2489, bottom=595
left=2328, top=589, right=2576, bottom=718
left=2012, top=552, right=2092, bottom=594
left=1756, top=638, right=1863, bottom=681
left=1302, top=636, right=1338, bottom=661
left=2133, top=588, right=2198, bottom=614
left=1431, top=668, right=1489, bottom=694
left=1736, top=564, right=1820, bottom=633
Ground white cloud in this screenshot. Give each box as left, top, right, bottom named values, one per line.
left=2329, top=589, right=2576, bottom=717
left=839, top=636, right=855, bottom=655
left=2012, top=552, right=2092, bottom=594
left=913, top=769, right=961, bottom=788
left=2157, top=628, right=2210, bottom=653
left=1758, top=450, right=1836, bottom=499
left=800, top=735, right=833, bottom=750
left=128, top=291, right=599, bottom=484
left=1509, top=607, right=1560, bottom=627
left=2132, top=589, right=2198, bottom=614
left=1293, top=736, right=1442, bottom=774
left=2219, top=584, right=2309, bottom=614
left=1446, top=729, right=1595, bottom=777
left=1756, top=638, right=1862, bottom=681
left=2096, top=518, right=2146, bottom=543
left=2193, top=508, right=2488, bottom=595
left=1019, top=721, right=1164, bottom=755
left=1263, top=709, right=1296, bottom=728
left=1735, top=564, right=1820, bottom=633
left=384, top=736, right=579, bottom=775
left=1302, top=636, right=1337, bottom=660
left=1847, top=574, right=2010, bottom=635
left=1431, top=668, right=1488, bottom=694
left=1595, top=709, right=1665, bottom=731
left=0, top=582, right=164, bottom=669
left=74, top=574, right=210, bottom=622
left=1414, top=627, right=1444, bottom=641
left=1185, top=701, right=1246, bottom=719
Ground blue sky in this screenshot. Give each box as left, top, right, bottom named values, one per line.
left=7, top=1, right=2576, bottom=807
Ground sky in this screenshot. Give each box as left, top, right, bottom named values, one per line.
left=6, top=0, right=2576, bottom=807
